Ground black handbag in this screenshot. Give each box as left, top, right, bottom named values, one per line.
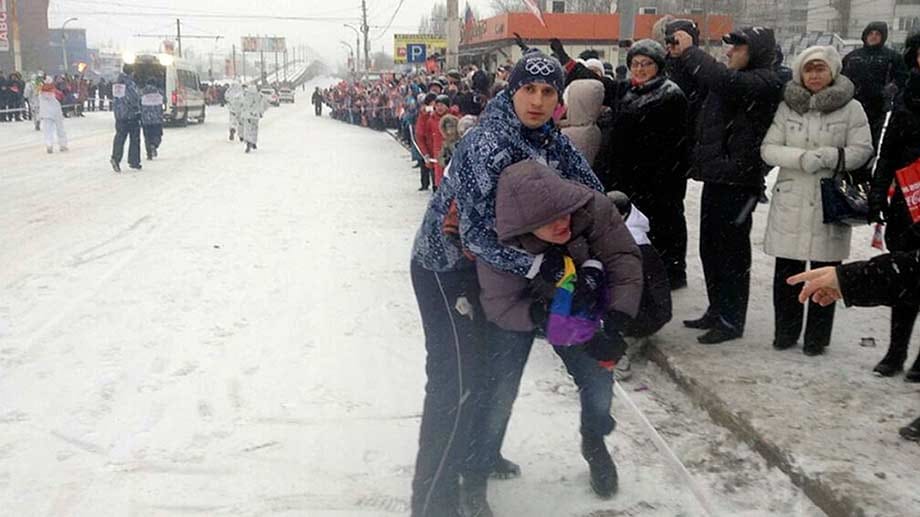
left=820, top=148, right=869, bottom=226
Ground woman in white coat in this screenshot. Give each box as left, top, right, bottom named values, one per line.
left=761, top=45, right=873, bottom=356
left=239, top=84, right=269, bottom=153
left=38, top=77, right=68, bottom=154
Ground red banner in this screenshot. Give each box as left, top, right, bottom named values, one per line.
left=896, top=159, right=920, bottom=224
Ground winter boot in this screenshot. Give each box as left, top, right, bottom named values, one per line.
left=683, top=312, right=718, bottom=330
left=229, top=128, right=235, bottom=141
left=460, top=476, right=493, bottom=517
left=110, top=158, right=121, bottom=173
left=873, top=345, right=908, bottom=377
left=614, top=354, right=633, bottom=381
left=900, top=416, right=920, bottom=441
left=905, top=354, right=920, bottom=383
left=59, top=146, right=68, bottom=152
left=46, top=146, right=53, bottom=154
left=697, top=319, right=742, bottom=345
left=245, top=142, right=252, bottom=153
left=490, top=455, right=521, bottom=480
left=581, top=434, right=618, bottom=499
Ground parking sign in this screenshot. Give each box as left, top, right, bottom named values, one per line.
left=407, top=44, right=427, bottom=63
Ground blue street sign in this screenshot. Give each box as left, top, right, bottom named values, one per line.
left=407, top=44, right=427, bottom=63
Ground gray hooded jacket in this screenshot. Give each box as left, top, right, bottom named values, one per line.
left=560, top=79, right=605, bottom=166
left=477, top=160, right=643, bottom=331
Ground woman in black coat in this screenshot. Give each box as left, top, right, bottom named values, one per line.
left=867, top=33, right=920, bottom=381
left=605, top=39, right=690, bottom=289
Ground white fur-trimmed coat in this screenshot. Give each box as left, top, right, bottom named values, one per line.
left=760, top=75, right=873, bottom=262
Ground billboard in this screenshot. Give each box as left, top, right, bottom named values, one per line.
left=0, top=0, right=9, bottom=53
left=241, top=36, right=286, bottom=53
left=393, top=34, right=446, bottom=64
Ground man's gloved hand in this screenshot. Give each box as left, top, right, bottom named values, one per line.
left=799, top=150, right=824, bottom=174
left=884, top=82, right=899, bottom=104
left=529, top=300, right=548, bottom=331
left=513, top=32, right=529, bottom=52
left=572, top=261, right=605, bottom=314
left=584, top=325, right=627, bottom=364
left=868, top=197, right=887, bottom=224
left=549, top=38, right=571, bottom=65
left=538, top=246, right=568, bottom=284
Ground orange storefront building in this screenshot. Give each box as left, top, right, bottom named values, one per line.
left=460, top=12, right=733, bottom=71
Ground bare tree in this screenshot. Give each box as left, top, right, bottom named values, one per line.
left=418, top=3, right=448, bottom=36
left=490, top=0, right=527, bottom=14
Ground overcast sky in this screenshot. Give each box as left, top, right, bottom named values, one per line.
left=47, top=0, right=496, bottom=65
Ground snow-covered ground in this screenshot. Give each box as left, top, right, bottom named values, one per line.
left=1, top=78, right=831, bottom=516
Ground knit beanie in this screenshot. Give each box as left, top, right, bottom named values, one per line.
left=507, top=49, right=565, bottom=97
left=585, top=58, right=605, bottom=75
left=665, top=19, right=701, bottom=46
left=792, top=45, right=842, bottom=86
left=435, top=94, right=451, bottom=106
left=627, top=39, right=667, bottom=70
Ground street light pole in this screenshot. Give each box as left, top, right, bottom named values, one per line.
left=344, top=24, right=361, bottom=75
left=61, top=17, right=78, bottom=75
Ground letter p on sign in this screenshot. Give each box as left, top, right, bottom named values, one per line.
left=407, top=44, right=427, bottom=63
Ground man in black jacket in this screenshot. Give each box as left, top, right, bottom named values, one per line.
left=669, top=26, right=784, bottom=344
left=842, top=21, right=908, bottom=145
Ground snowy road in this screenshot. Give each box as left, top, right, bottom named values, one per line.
left=1, top=80, right=822, bottom=516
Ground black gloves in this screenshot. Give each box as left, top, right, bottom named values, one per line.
left=538, top=246, right=568, bottom=284
left=513, top=32, right=529, bottom=52
left=529, top=300, right=549, bottom=331
left=549, top=38, right=571, bottom=65
left=572, top=262, right=605, bottom=314
left=868, top=194, right=887, bottom=224
left=584, top=325, right=628, bottom=363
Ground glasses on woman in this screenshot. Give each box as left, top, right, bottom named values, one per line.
left=630, top=60, right=657, bottom=70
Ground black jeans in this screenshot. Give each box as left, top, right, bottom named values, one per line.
left=773, top=258, right=841, bottom=348
left=410, top=261, right=484, bottom=517
left=112, top=118, right=141, bottom=167
left=420, top=164, right=431, bottom=190
left=699, top=182, right=760, bottom=332
left=636, top=186, right=688, bottom=285
left=142, top=124, right=163, bottom=155
left=314, top=103, right=322, bottom=116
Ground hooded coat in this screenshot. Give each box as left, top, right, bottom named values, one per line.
left=761, top=47, right=873, bottom=262
left=678, top=26, right=784, bottom=187
left=841, top=22, right=908, bottom=135
left=476, top=160, right=643, bottom=332
left=560, top=79, right=605, bottom=165
left=411, top=90, right=604, bottom=275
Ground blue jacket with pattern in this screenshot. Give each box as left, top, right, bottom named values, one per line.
left=411, top=89, right=604, bottom=275
left=112, top=73, right=141, bottom=122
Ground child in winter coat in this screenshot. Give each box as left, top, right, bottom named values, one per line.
left=437, top=114, right=459, bottom=171
left=476, top=159, right=644, bottom=365
left=38, top=77, right=67, bottom=153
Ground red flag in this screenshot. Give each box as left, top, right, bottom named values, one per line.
left=522, top=0, right=546, bottom=27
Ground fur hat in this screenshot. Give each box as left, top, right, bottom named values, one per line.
left=457, top=114, right=478, bottom=137
left=792, top=45, right=842, bottom=86
left=507, top=48, right=565, bottom=97
left=627, top=39, right=667, bottom=71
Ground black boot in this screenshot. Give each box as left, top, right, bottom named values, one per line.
left=900, top=416, right=920, bottom=441
left=245, top=142, right=252, bottom=153
left=683, top=312, right=718, bottom=330
left=490, top=455, right=521, bottom=480
left=905, top=354, right=920, bottom=383
left=873, top=345, right=907, bottom=377
left=461, top=476, right=493, bottom=517
left=581, top=434, right=617, bottom=499
left=697, top=320, right=742, bottom=345
left=229, top=128, right=235, bottom=141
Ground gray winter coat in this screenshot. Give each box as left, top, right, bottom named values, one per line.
left=761, top=75, right=873, bottom=261
left=477, top=160, right=643, bottom=332
left=560, top=79, right=604, bottom=166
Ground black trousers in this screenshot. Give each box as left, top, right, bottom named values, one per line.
left=314, top=103, right=322, bottom=116
left=420, top=164, right=431, bottom=190
left=410, top=262, right=484, bottom=517
left=142, top=124, right=163, bottom=155
left=112, top=119, right=141, bottom=167
left=773, top=258, right=841, bottom=348
left=699, top=182, right=759, bottom=332
left=636, top=187, right=688, bottom=285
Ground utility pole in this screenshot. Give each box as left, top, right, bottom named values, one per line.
left=274, top=50, right=279, bottom=84
left=361, top=0, right=370, bottom=72
left=10, top=0, right=22, bottom=71
left=176, top=18, right=182, bottom=57
left=446, top=0, right=459, bottom=69
left=232, top=44, right=237, bottom=77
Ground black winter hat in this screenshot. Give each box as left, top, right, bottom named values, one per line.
left=435, top=94, right=451, bottom=106
left=665, top=19, right=700, bottom=46
left=471, top=69, right=491, bottom=94
left=506, top=48, right=565, bottom=97
left=627, top=39, right=667, bottom=70
left=423, top=92, right=437, bottom=104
